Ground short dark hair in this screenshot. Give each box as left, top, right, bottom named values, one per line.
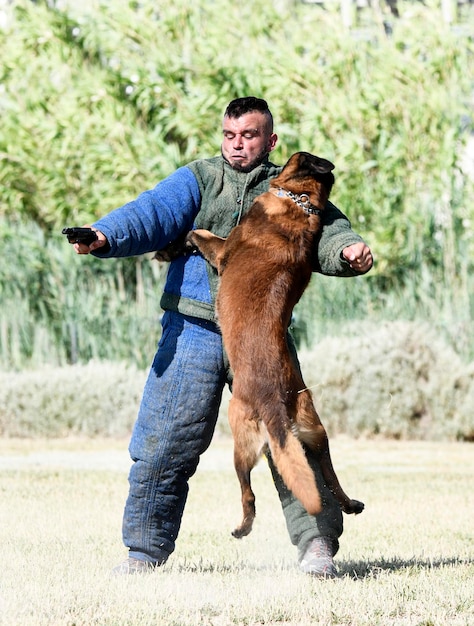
left=224, top=97, right=273, bottom=130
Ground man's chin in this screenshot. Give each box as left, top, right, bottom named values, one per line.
left=225, top=156, right=264, bottom=173
left=230, top=160, right=249, bottom=172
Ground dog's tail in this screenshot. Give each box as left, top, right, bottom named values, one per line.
left=265, top=419, right=322, bottom=516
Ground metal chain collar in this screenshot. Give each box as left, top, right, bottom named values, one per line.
left=274, top=188, right=322, bottom=215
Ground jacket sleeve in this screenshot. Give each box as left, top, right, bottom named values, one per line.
left=313, top=201, right=367, bottom=277
left=91, top=166, right=201, bottom=258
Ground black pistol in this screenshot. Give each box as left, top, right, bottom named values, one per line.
left=62, top=227, right=98, bottom=245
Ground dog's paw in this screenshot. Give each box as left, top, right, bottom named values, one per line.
left=153, top=248, right=175, bottom=262
left=343, top=499, right=365, bottom=515
left=184, top=231, right=198, bottom=251
left=153, top=232, right=196, bottom=262
left=231, top=517, right=254, bottom=539
left=231, top=527, right=249, bottom=539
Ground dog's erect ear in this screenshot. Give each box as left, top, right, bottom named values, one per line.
left=313, top=156, right=335, bottom=174
left=301, top=153, right=335, bottom=175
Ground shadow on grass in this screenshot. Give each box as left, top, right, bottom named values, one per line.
left=339, top=555, right=474, bottom=579
left=162, top=555, right=473, bottom=579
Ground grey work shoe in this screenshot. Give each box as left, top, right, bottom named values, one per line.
left=298, top=537, right=338, bottom=578
left=111, top=557, right=159, bottom=575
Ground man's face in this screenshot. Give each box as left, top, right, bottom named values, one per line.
left=221, top=111, right=278, bottom=172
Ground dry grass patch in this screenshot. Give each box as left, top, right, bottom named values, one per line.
left=0, top=436, right=473, bottom=625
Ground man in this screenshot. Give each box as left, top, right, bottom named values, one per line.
left=73, top=97, right=373, bottom=577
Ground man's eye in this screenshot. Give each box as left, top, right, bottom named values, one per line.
left=242, top=133, right=256, bottom=139
left=223, top=132, right=235, bottom=139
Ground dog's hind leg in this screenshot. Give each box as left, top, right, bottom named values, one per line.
left=228, top=396, right=266, bottom=538
left=295, top=390, right=364, bottom=515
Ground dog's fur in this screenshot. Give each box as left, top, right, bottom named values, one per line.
left=177, top=152, right=364, bottom=537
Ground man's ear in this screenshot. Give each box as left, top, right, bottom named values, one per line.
left=268, top=132, right=278, bottom=152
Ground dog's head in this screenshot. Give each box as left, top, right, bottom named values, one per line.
left=270, top=152, right=335, bottom=212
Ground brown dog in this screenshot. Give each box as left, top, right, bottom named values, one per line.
left=183, top=152, right=364, bottom=537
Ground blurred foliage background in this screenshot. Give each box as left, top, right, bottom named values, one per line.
left=0, top=0, right=473, bottom=439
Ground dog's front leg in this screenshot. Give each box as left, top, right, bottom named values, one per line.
left=186, top=229, right=226, bottom=270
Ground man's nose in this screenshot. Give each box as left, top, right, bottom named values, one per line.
left=232, top=134, right=244, bottom=148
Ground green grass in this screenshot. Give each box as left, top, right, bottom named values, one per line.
left=0, top=436, right=472, bottom=625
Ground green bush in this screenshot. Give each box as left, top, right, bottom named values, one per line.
left=299, top=321, right=474, bottom=441
left=0, top=361, right=146, bottom=437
